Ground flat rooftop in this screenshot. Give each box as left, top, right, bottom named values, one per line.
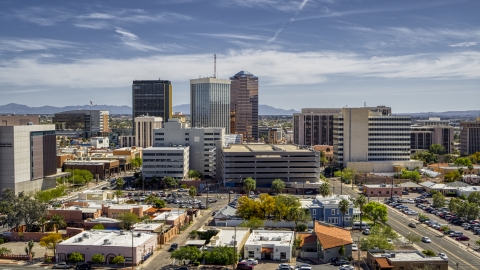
left=58, top=231, right=155, bottom=247
left=203, top=227, right=250, bottom=247
left=245, top=230, right=294, bottom=247
left=224, top=144, right=312, bottom=153
left=371, top=251, right=445, bottom=262
left=152, top=210, right=186, bottom=221
left=132, top=223, right=162, bottom=231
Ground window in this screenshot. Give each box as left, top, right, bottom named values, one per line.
left=313, top=209, right=316, bottom=215
left=327, top=217, right=339, bottom=224
left=185, top=138, right=189, bottom=141
left=331, top=209, right=335, bottom=215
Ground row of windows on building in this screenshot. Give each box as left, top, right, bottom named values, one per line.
left=312, top=209, right=349, bottom=216
left=143, top=165, right=184, bottom=168
left=144, top=171, right=184, bottom=174
left=143, top=159, right=185, bottom=162
left=144, top=153, right=184, bottom=156
left=368, top=148, right=410, bottom=151
left=368, top=128, right=411, bottom=131
left=368, top=123, right=411, bottom=126
left=369, top=133, right=411, bottom=136
left=368, top=153, right=409, bottom=156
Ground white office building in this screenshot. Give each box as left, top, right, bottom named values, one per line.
left=190, top=77, right=231, bottom=132
left=333, top=106, right=421, bottom=172
left=153, top=119, right=225, bottom=177
left=0, top=124, right=59, bottom=193
left=244, top=230, right=294, bottom=262
left=90, top=137, right=109, bottom=148
left=142, top=146, right=189, bottom=179
left=134, top=116, right=163, bottom=148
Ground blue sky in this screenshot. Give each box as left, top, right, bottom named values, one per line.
left=0, top=0, right=479, bottom=113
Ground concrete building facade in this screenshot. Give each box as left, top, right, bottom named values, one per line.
left=132, top=79, right=172, bottom=134
left=0, top=124, right=57, bottom=193
left=90, top=137, right=109, bottom=148
left=460, top=117, right=480, bottom=155
left=153, top=119, right=224, bottom=177
left=258, top=126, right=283, bottom=144
left=244, top=230, right=294, bottom=261
left=293, top=108, right=341, bottom=146
left=0, top=115, right=40, bottom=126
left=217, top=143, right=320, bottom=187
left=304, top=194, right=355, bottom=227
left=410, top=126, right=454, bottom=153
left=134, top=116, right=163, bottom=148
left=142, top=146, right=189, bottom=179
left=230, top=71, right=258, bottom=142
left=190, top=78, right=230, bottom=132
left=333, top=106, right=421, bottom=172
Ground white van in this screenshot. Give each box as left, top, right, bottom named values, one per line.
left=352, top=221, right=371, bottom=230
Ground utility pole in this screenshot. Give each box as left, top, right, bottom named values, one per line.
left=232, top=226, right=237, bottom=270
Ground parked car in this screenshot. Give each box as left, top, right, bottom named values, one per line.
left=75, top=264, right=92, bottom=270
left=333, top=259, right=350, bottom=266
left=456, top=236, right=470, bottom=241
left=276, top=263, right=294, bottom=270
left=237, top=262, right=254, bottom=270
left=339, top=266, right=354, bottom=270
left=362, top=229, right=371, bottom=235
left=408, top=222, right=417, bottom=228
left=53, top=262, right=73, bottom=269
left=439, top=253, right=448, bottom=260
left=351, top=244, right=358, bottom=251
left=242, top=259, right=258, bottom=265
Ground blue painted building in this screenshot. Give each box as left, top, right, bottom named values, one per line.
left=302, top=195, right=357, bottom=227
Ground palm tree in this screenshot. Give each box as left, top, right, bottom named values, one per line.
left=50, top=215, right=67, bottom=233
left=352, top=195, right=367, bottom=231
left=338, top=198, right=350, bottom=228
left=243, top=177, right=256, bottom=196
left=319, top=181, right=331, bottom=197
left=37, top=217, right=48, bottom=233
left=114, top=189, right=123, bottom=204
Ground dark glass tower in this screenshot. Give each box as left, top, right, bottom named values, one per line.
left=230, top=71, right=258, bottom=142
left=132, top=79, right=172, bottom=133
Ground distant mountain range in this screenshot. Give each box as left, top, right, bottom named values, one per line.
left=0, top=103, right=300, bottom=115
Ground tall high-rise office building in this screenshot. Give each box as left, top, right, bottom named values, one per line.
left=190, top=78, right=230, bottom=131
left=132, top=79, right=172, bottom=133
left=230, top=71, right=258, bottom=142
left=460, top=117, right=480, bottom=155
left=293, top=108, right=342, bottom=146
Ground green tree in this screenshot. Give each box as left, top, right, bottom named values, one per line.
left=468, top=192, right=480, bottom=204
left=405, top=233, right=421, bottom=245
left=187, top=170, right=202, bottom=179
left=287, top=207, right=311, bottom=225
left=164, top=176, right=178, bottom=189
left=338, top=198, right=350, bottom=228
left=203, top=246, right=238, bottom=265
left=411, top=150, right=438, bottom=165
left=111, top=255, right=125, bottom=264
left=444, top=171, right=462, bottom=182
left=397, top=170, right=421, bottom=183
left=360, top=235, right=394, bottom=250
left=243, top=177, right=256, bottom=195
left=24, top=240, right=34, bottom=258
left=117, top=212, right=140, bottom=229
left=422, top=250, right=436, bottom=256
left=440, top=225, right=450, bottom=234
left=91, top=224, right=105, bottom=230
left=188, top=186, right=197, bottom=203
left=429, top=144, right=446, bottom=155
left=91, top=254, right=105, bottom=264
left=154, top=199, right=166, bottom=209
left=170, top=246, right=202, bottom=262
left=239, top=217, right=264, bottom=230
left=0, top=247, right=12, bottom=256
left=338, top=245, right=346, bottom=258
left=50, top=214, right=67, bottom=233
left=68, top=252, right=84, bottom=264
left=432, top=193, right=445, bottom=208
left=295, top=223, right=308, bottom=232
left=319, top=181, right=331, bottom=197
left=352, top=195, right=367, bottom=230
left=39, top=233, right=63, bottom=255
left=370, top=225, right=399, bottom=240
left=115, top=177, right=125, bottom=190
left=449, top=197, right=463, bottom=213
left=271, top=179, right=285, bottom=194
left=334, top=168, right=356, bottom=184
left=363, top=201, right=388, bottom=226
left=455, top=157, right=472, bottom=167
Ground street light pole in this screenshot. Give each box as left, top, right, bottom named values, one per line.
left=130, top=228, right=134, bottom=269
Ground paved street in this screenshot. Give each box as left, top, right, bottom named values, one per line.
left=331, top=180, right=480, bottom=270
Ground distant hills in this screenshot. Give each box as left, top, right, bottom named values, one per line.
left=0, top=103, right=300, bottom=115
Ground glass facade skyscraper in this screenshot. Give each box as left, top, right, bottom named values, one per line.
left=132, top=79, right=172, bottom=134
left=190, top=78, right=231, bottom=131
left=230, top=71, right=258, bottom=142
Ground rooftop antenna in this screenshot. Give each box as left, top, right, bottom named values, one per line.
left=214, top=53, right=217, bottom=78
left=364, top=102, right=367, bottom=107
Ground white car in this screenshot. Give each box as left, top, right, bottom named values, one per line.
left=52, top=262, right=73, bottom=269
left=277, top=263, right=295, bottom=270
left=339, top=265, right=354, bottom=270
left=422, top=237, right=431, bottom=243
left=438, top=252, right=448, bottom=260
left=242, top=259, right=258, bottom=265
left=351, top=244, right=358, bottom=251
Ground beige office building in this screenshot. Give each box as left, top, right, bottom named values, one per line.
left=0, top=115, right=40, bottom=126
left=333, top=106, right=421, bottom=172
left=410, top=126, right=454, bottom=153
left=460, top=117, right=480, bottom=155
left=134, top=116, right=163, bottom=148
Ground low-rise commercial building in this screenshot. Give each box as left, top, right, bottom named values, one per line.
left=217, top=143, right=320, bottom=187
left=90, top=137, right=109, bottom=148
left=457, top=186, right=480, bottom=197
left=0, top=115, right=40, bottom=126
left=63, top=159, right=119, bottom=179
left=367, top=249, right=448, bottom=270
left=363, top=184, right=403, bottom=198
left=244, top=230, right=294, bottom=262
left=56, top=230, right=157, bottom=265
left=201, top=226, right=250, bottom=254
left=49, top=206, right=102, bottom=227
left=410, top=125, right=454, bottom=153
left=142, top=146, right=189, bottom=179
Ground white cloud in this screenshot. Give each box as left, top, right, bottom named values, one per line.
left=115, top=28, right=182, bottom=52
left=0, top=38, right=75, bottom=52
left=195, top=33, right=267, bottom=41
left=449, top=42, right=478, bottom=47
left=9, top=7, right=71, bottom=26
left=1, top=50, right=479, bottom=89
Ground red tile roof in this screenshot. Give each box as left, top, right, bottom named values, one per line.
left=314, top=222, right=353, bottom=250
left=375, top=257, right=394, bottom=268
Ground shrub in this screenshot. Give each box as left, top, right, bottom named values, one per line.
left=422, top=250, right=436, bottom=256
left=0, top=238, right=4, bottom=244
left=193, top=261, right=200, bottom=266
left=45, top=257, right=52, bottom=263
left=295, top=223, right=308, bottom=232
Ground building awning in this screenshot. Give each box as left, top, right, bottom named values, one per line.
left=261, top=247, right=273, bottom=253
left=375, top=257, right=394, bottom=269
